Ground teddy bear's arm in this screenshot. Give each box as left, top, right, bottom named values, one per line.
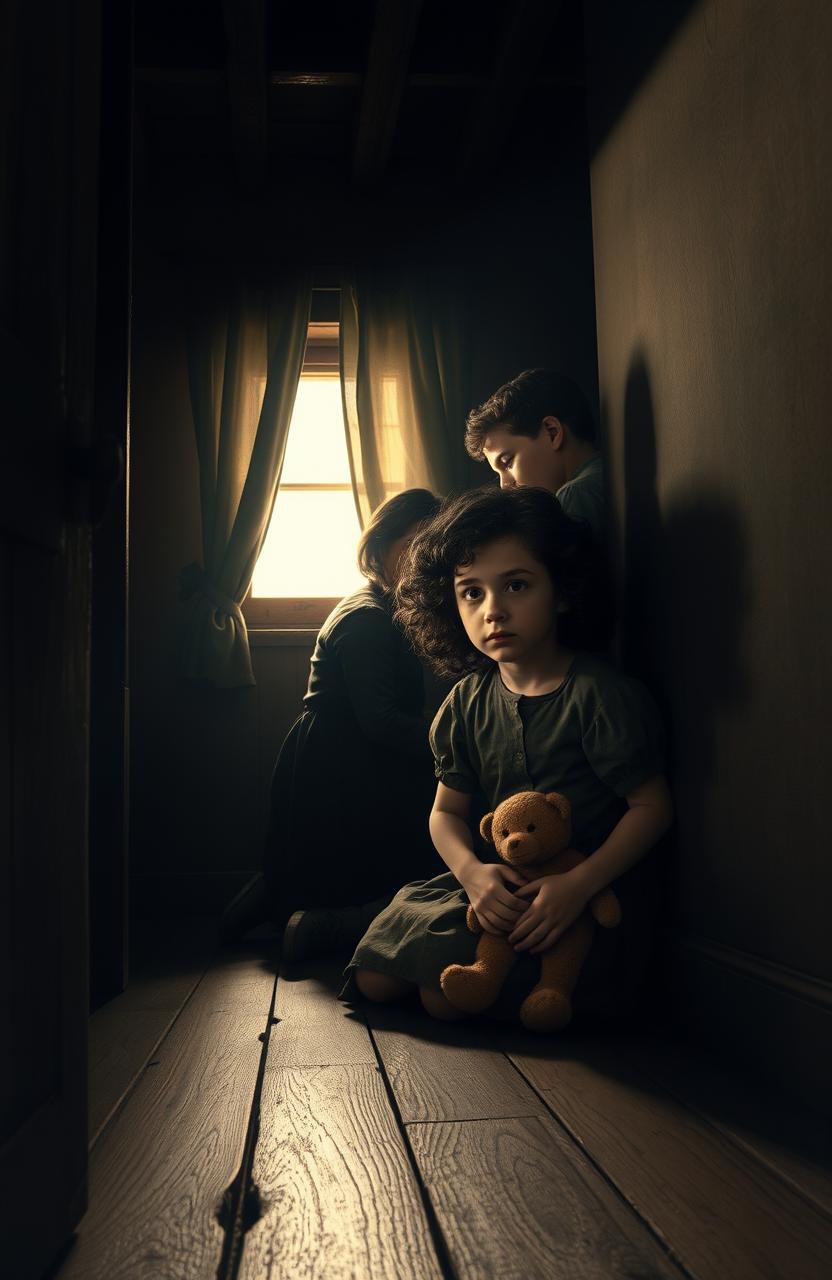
left=465, top=904, right=482, bottom=933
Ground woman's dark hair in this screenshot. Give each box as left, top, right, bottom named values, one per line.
left=396, top=486, right=612, bottom=677
left=357, top=488, right=442, bottom=589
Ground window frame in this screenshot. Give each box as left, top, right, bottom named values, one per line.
left=243, top=319, right=356, bottom=632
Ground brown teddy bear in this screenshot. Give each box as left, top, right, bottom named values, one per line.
left=440, top=790, right=622, bottom=1032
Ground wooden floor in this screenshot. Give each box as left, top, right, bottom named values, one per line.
left=58, top=923, right=832, bottom=1279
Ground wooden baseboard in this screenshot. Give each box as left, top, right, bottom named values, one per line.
left=661, top=931, right=832, bottom=1116
left=131, top=872, right=253, bottom=918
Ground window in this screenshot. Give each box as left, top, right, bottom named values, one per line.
left=244, top=320, right=364, bottom=629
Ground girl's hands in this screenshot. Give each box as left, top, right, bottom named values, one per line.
left=460, top=862, right=530, bottom=936
left=508, top=871, right=590, bottom=954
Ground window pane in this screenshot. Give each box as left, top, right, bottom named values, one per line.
left=252, top=490, right=365, bottom=598
left=279, top=376, right=351, bottom=485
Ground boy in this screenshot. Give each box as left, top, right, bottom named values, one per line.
left=465, top=369, right=606, bottom=541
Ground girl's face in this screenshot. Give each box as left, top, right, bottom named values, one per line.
left=453, top=534, right=560, bottom=664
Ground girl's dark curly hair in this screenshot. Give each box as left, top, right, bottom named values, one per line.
left=395, top=485, right=613, bottom=677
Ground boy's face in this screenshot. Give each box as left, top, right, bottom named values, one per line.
left=482, top=418, right=567, bottom=493
left=453, top=534, right=559, bottom=665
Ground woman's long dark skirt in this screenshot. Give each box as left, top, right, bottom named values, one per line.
left=262, top=707, right=443, bottom=922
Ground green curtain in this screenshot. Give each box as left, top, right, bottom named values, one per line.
left=181, top=271, right=313, bottom=687
left=340, top=267, right=470, bottom=525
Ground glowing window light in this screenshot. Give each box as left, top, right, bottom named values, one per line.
left=251, top=376, right=365, bottom=598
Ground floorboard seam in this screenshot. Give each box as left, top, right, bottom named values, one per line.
left=364, top=1021, right=458, bottom=1280
left=403, top=1111, right=546, bottom=1126
left=215, top=964, right=280, bottom=1280
left=502, top=1052, right=696, bottom=1279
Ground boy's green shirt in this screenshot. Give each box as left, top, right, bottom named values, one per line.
left=556, top=453, right=606, bottom=541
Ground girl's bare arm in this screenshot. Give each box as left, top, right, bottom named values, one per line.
left=428, top=782, right=478, bottom=880
left=510, top=774, right=673, bottom=953
left=571, top=774, right=674, bottom=898
left=430, top=782, right=528, bottom=934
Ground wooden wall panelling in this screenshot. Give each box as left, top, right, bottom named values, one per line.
left=585, top=0, right=832, bottom=1098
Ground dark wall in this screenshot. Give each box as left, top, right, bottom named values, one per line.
left=586, top=0, right=832, bottom=1108
left=129, top=165, right=600, bottom=912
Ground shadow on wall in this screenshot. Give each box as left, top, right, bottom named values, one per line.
left=585, top=0, right=701, bottom=156
left=619, top=350, right=753, bottom=990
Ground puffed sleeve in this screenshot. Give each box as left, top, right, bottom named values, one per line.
left=429, top=686, right=478, bottom=794
left=331, top=606, right=428, bottom=759
left=581, top=674, right=665, bottom=797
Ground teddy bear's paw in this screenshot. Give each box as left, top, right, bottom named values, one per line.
left=440, top=965, right=499, bottom=1014
left=520, top=987, right=573, bottom=1033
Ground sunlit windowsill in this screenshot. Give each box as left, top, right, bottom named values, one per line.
left=248, top=628, right=319, bottom=648
left=243, top=595, right=340, bottom=628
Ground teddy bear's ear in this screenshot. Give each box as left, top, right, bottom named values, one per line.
left=545, top=792, right=571, bottom=821
left=480, top=812, right=495, bottom=843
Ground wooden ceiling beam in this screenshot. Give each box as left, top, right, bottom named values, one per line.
left=352, top=0, right=423, bottom=185
left=135, top=68, right=584, bottom=92
left=270, top=71, right=361, bottom=89
left=222, top=0, right=267, bottom=190
left=458, top=0, right=563, bottom=183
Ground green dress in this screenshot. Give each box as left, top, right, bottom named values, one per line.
left=341, top=653, right=665, bottom=1020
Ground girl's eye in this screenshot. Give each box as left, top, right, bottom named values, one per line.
left=506, top=579, right=528, bottom=593
left=460, top=586, right=482, bottom=602
left=527, top=824, right=536, bottom=832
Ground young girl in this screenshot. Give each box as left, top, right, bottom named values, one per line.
left=341, top=485, right=673, bottom=1025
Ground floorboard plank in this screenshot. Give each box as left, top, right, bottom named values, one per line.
left=510, top=1039, right=832, bottom=1280
left=409, top=1115, right=685, bottom=1280
left=88, top=1007, right=174, bottom=1144
left=88, top=918, right=218, bottom=1144
left=274, top=959, right=350, bottom=1020
left=272, top=963, right=377, bottom=1066
left=269, top=1018, right=377, bottom=1067
left=240, top=1064, right=443, bottom=1280
left=618, top=1032, right=832, bottom=1219
left=366, top=1002, right=547, bottom=1123
left=58, top=948, right=275, bottom=1279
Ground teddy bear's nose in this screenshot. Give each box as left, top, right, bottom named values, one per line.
left=507, top=836, right=521, bottom=852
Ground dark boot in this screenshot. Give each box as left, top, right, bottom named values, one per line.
left=281, top=897, right=389, bottom=963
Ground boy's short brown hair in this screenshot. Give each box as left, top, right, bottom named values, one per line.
left=465, top=369, right=597, bottom=460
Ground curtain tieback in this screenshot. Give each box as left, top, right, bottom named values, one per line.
left=179, top=562, right=244, bottom=623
